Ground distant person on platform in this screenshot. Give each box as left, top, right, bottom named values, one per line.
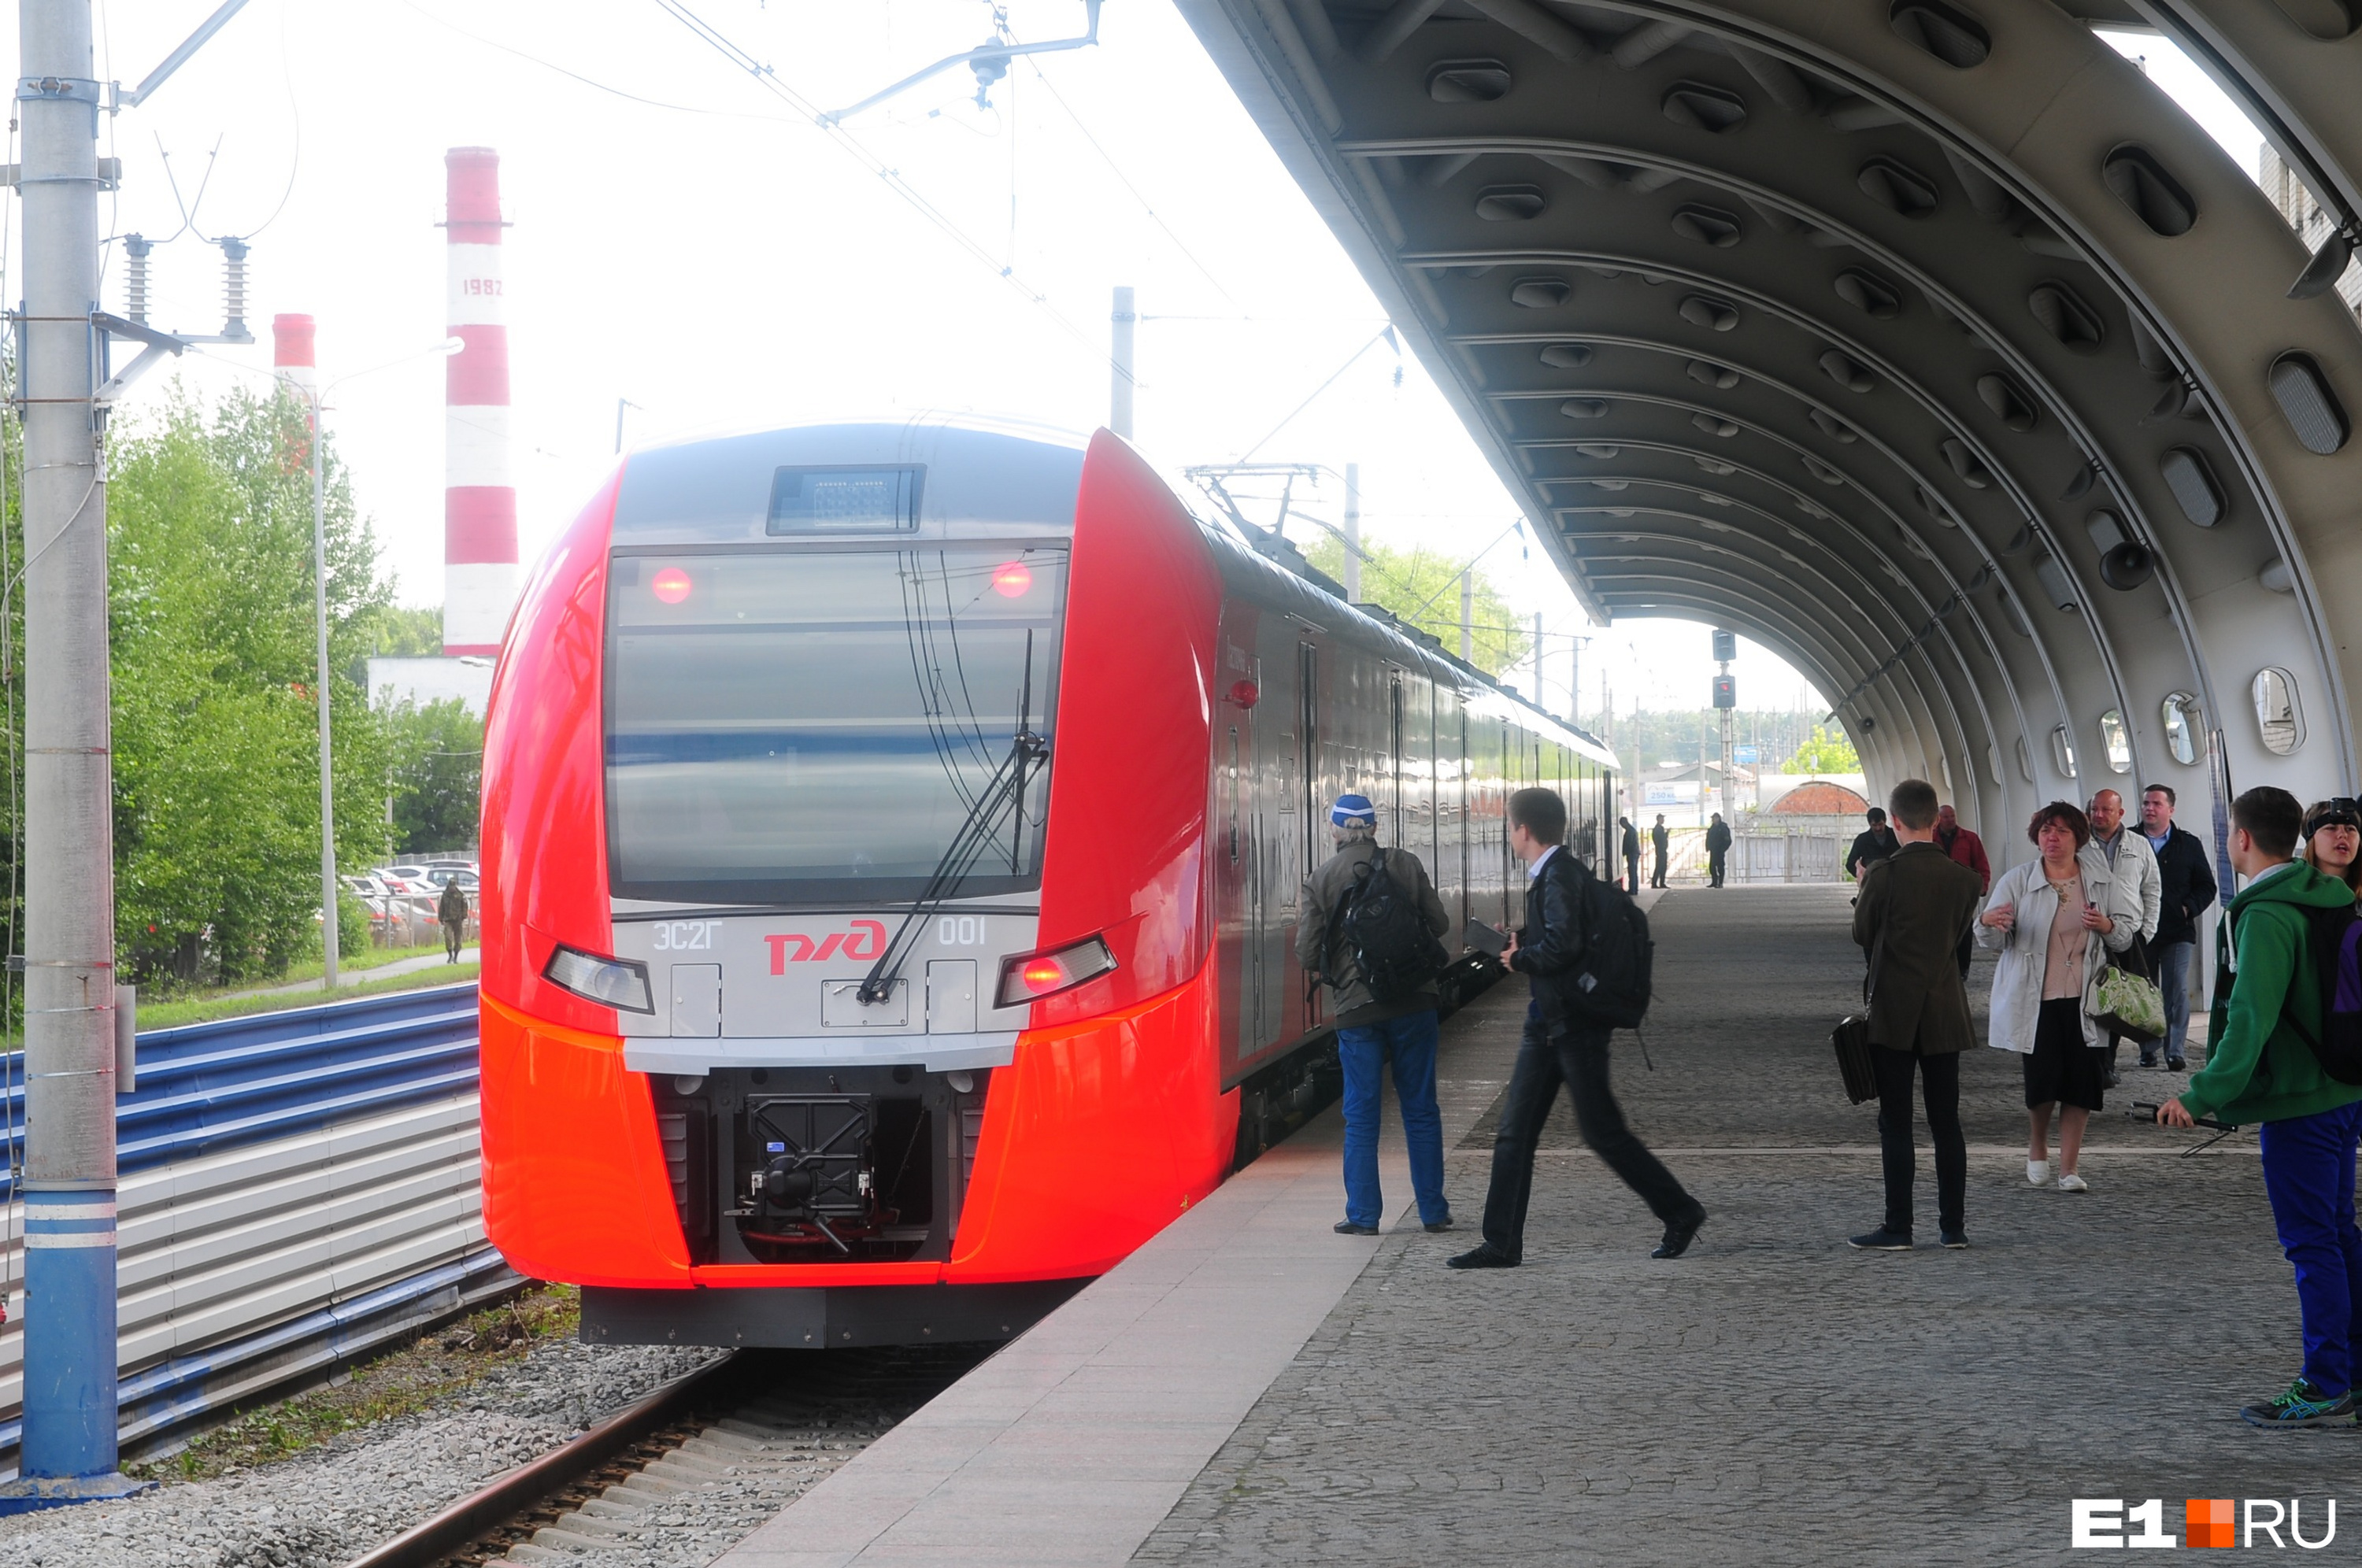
left=2089, top=787, right=2163, bottom=1088
left=1300, top=793, right=1454, bottom=1240
left=1847, top=808, right=1899, bottom=882
left=2142, top=783, right=2216, bottom=1072
left=1934, top=804, right=1991, bottom=978
left=1846, top=779, right=1983, bottom=1251
left=1620, top=816, right=1642, bottom=895
left=437, top=878, right=469, bottom=963
left=1450, top=786, right=1705, bottom=1270
left=1705, top=812, right=1732, bottom=889
left=1651, top=815, right=1670, bottom=889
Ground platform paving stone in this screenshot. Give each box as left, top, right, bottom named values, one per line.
left=1135, top=883, right=2345, bottom=1566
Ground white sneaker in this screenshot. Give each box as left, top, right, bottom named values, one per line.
left=2058, top=1172, right=2090, bottom=1193
left=2027, top=1159, right=2051, bottom=1187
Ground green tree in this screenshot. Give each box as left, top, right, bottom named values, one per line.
left=107, top=386, right=396, bottom=984
left=1783, top=723, right=1862, bottom=775
left=383, top=697, right=483, bottom=855
left=363, top=603, right=442, bottom=656
left=1299, top=534, right=1529, bottom=677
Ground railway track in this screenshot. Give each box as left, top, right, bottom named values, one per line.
left=345, top=1344, right=990, bottom=1568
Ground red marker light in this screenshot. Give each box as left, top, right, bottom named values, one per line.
left=651, top=567, right=692, bottom=605
left=1020, top=958, right=1067, bottom=992
left=991, top=562, right=1033, bottom=598
left=1230, top=679, right=1261, bottom=708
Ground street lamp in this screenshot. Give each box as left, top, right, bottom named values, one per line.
left=281, top=329, right=465, bottom=989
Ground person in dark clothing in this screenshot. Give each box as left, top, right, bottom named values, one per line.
left=1650, top=815, right=1669, bottom=889
left=1449, top=787, right=1705, bottom=1270
left=436, top=878, right=470, bottom=963
left=1705, top=813, right=1732, bottom=888
left=1846, top=808, right=1898, bottom=881
left=2141, top=782, right=2217, bottom=1071
left=1934, top=804, right=1991, bottom=979
left=1619, top=816, right=1642, bottom=894
left=1300, top=793, right=1454, bottom=1237
left=1846, top=780, right=1984, bottom=1250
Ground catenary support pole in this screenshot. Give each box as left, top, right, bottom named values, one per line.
left=1109, top=285, right=1135, bottom=441
left=312, top=395, right=339, bottom=989
left=2, top=0, right=146, bottom=1512
left=1341, top=462, right=1360, bottom=601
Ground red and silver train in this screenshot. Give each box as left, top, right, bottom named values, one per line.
left=477, top=418, right=1617, bottom=1346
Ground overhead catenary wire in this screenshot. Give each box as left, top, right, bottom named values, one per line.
left=1233, top=327, right=1396, bottom=463
left=648, top=0, right=1114, bottom=372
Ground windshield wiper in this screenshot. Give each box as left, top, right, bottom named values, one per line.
left=857, top=631, right=1045, bottom=1007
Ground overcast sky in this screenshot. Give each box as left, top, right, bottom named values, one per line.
left=7, top=2, right=2272, bottom=722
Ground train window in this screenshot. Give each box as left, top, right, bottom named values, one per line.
left=605, top=546, right=1065, bottom=903
left=766, top=465, right=923, bottom=533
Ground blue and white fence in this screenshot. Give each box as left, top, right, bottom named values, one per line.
left=0, top=984, right=509, bottom=1468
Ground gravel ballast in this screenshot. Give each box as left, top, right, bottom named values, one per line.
left=0, top=1337, right=720, bottom=1568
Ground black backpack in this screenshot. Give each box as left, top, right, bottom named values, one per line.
left=1565, top=860, right=1654, bottom=1029
left=1337, top=849, right=1451, bottom=1005
left=2283, top=902, right=2362, bottom=1085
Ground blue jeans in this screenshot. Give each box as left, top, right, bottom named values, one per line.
left=2259, top=1100, right=2362, bottom=1397
left=2149, top=941, right=2195, bottom=1063
left=1337, top=1011, right=1449, bottom=1229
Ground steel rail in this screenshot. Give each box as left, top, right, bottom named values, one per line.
left=339, top=1349, right=746, bottom=1568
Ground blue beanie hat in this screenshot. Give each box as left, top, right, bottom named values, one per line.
left=1331, top=793, right=1377, bottom=828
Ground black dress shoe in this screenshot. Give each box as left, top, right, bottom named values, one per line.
left=1333, top=1220, right=1379, bottom=1236
left=2168, top=1057, right=2187, bottom=1072
left=1446, top=1243, right=1518, bottom=1270
left=1423, top=1219, right=1455, bottom=1233
left=1652, top=1207, right=1706, bottom=1259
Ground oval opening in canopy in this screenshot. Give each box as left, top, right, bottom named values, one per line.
left=1428, top=60, right=1514, bottom=102
left=1890, top=0, right=1992, bottom=67
left=2160, top=693, right=2199, bottom=766
left=2101, top=146, right=2198, bottom=237
left=2268, top=352, right=2350, bottom=455
left=1661, top=82, right=1747, bottom=133
left=2253, top=668, right=2303, bottom=756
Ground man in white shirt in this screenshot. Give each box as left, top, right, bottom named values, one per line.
left=2090, top=788, right=2163, bottom=1085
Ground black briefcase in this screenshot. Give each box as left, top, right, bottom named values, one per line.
left=1832, top=1015, right=1878, bottom=1105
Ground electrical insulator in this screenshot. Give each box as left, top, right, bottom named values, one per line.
left=124, top=234, right=151, bottom=326
left=217, top=236, right=252, bottom=342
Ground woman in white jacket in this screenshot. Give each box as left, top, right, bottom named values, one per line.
left=1975, top=801, right=2143, bottom=1193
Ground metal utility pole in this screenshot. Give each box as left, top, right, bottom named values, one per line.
left=1458, top=571, right=1473, bottom=663
left=311, top=401, right=339, bottom=989
left=1109, top=285, right=1135, bottom=440
left=1713, top=628, right=1738, bottom=822
left=1341, top=462, right=1361, bottom=601
left=6, top=0, right=136, bottom=1509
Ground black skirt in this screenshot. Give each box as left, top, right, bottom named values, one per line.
left=2023, top=995, right=2105, bottom=1111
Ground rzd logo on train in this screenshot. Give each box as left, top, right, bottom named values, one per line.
left=765, top=921, right=888, bottom=973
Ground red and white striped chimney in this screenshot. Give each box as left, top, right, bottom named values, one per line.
left=272, top=312, right=317, bottom=398
left=443, top=147, right=515, bottom=656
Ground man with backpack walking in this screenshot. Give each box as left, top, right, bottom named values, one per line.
left=1300, top=793, right=1455, bottom=1237
left=2159, top=786, right=2362, bottom=1427
left=1449, top=786, right=1705, bottom=1269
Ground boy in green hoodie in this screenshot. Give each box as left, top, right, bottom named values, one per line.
left=2161, top=786, right=2362, bottom=1427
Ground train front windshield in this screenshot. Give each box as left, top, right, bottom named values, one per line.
left=605, top=545, right=1068, bottom=905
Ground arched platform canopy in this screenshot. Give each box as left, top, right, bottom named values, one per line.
left=1175, top=0, right=2362, bottom=847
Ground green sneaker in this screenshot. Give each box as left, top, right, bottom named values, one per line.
left=2242, top=1378, right=2355, bottom=1429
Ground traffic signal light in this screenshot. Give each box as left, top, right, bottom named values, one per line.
left=1712, top=629, right=1737, bottom=663
left=1712, top=674, right=1737, bottom=708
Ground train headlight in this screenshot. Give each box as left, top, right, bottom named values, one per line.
left=994, top=935, right=1117, bottom=1009
left=542, top=943, right=656, bottom=1014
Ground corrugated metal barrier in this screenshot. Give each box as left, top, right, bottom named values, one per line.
left=0, top=983, right=511, bottom=1467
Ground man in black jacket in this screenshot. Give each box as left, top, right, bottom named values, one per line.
left=1846, top=808, right=1898, bottom=881
left=1705, top=812, right=1732, bottom=888
left=1650, top=815, right=1669, bottom=889
left=2141, top=782, right=2218, bottom=1071
left=1449, top=787, right=1705, bottom=1269
left=1620, top=816, right=1642, bottom=894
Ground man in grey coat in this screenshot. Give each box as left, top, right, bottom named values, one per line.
left=1299, top=793, right=1454, bottom=1237
left=1848, top=778, right=1984, bottom=1251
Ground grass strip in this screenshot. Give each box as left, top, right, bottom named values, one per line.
left=135, top=964, right=481, bottom=1030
